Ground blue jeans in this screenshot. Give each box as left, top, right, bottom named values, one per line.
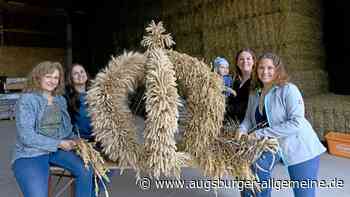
left=12, top=150, right=94, bottom=197
left=242, top=151, right=279, bottom=197
left=288, top=156, right=320, bottom=197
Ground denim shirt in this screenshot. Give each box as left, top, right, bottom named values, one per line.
left=239, top=83, right=326, bottom=166
left=12, top=92, right=75, bottom=164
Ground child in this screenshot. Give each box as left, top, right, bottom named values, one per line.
left=213, top=56, right=235, bottom=97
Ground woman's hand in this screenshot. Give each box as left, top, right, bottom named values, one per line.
left=234, top=130, right=242, bottom=140
left=234, top=130, right=257, bottom=141
left=58, top=140, right=77, bottom=151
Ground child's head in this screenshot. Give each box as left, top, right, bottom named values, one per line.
left=213, top=57, right=230, bottom=76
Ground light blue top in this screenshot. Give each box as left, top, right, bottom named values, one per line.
left=12, top=92, right=75, bottom=164
left=239, top=83, right=326, bottom=166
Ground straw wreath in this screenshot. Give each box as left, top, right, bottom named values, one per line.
left=86, top=20, right=279, bottom=190
left=86, top=51, right=146, bottom=175
left=142, top=48, right=186, bottom=178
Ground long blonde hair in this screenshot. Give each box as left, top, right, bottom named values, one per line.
left=25, top=61, right=65, bottom=96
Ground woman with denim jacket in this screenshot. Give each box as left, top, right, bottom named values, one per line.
left=11, top=61, right=94, bottom=197
left=238, top=52, right=326, bottom=197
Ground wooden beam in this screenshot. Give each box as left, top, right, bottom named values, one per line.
left=1, top=28, right=58, bottom=35
left=0, top=0, right=67, bottom=16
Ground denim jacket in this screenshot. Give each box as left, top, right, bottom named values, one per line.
left=12, top=92, right=75, bottom=164
left=239, top=83, right=326, bottom=166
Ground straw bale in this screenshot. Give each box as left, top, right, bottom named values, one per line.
left=160, top=0, right=191, bottom=18
left=271, top=0, right=321, bottom=18
left=0, top=46, right=65, bottom=77
left=201, top=12, right=322, bottom=63
left=312, top=108, right=324, bottom=139
left=240, top=13, right=322, bottom=47
left=290, top=0, right=322, bottom=18
left=333, top=109, right=346, bottom=131
left=160, top=0, right=215, bottom=18
left=289, top=69, right=328, bottom=97
left=202, top=26, right=238, bottom=62
left=163, top=10, right=203, bottom=35
left=305, top=94, right=350, bottom=140
left=345, top=111, right=350, bottom=132
left=199, top=0, right=321, bottom=28
left=280, top=14, right=322, bottom=43
left=323, top=108, right=335, bottom=135
left=174, top=32, right=204, bottom=57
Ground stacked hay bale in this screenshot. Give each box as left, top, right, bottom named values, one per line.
left=305, top=94, right=350, bottom=140
left=157, top=0, right=350, bottom=139
left=111, top=0, right=350, bottom=138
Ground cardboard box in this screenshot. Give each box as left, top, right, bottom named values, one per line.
left=325, top=132, right=350, bottom=159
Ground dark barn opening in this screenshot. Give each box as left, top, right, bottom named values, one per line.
left=323, top=0, right=348, bottom=94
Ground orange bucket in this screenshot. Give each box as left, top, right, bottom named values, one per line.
left=325, top=132, right=350, bottom=159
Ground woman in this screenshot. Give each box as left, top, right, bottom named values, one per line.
left=65, top=63, right=93, bottom=140
left=65, top=63, right=114, bottom=193
left=12, top=61, right=94, bottom=197
left=239, top=52, right=326, bottom=197
left=226, top=48, right=256, bottom=123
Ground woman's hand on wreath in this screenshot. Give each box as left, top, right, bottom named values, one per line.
left=58, top=140, right=77, bottom=151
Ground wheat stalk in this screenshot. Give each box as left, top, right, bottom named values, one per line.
left=75, top=140, right=110, bottom=197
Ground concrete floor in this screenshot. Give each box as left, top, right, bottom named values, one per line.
left=1, top=119, right=349, bottom=197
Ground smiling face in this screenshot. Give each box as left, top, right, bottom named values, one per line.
left=237, top=51, right=254, bottom=74
left=71, top=64, right=88, bottom=86
left=40, top=69, right=60, bottom=94
left=257, top=58, right=277, bottom=86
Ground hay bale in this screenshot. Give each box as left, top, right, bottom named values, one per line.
left=199, top=0, right=321, bottom=28
left=290, top=0, right=322, bottom=18
left=289, top=69, right=328, bottom=97
left=174, top=32, right=204, bottom=57
left=233, top=13, right=322, bottom=48
left=0, top=46, right=65, bottom=77
left=305, top=94, right=350, bottom=140
left=200, top=12, right=324, bottom=70
left=202, top=25, right=238, bottom=62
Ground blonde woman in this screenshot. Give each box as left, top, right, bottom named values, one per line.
left=11, top=61, right=94, bottom=197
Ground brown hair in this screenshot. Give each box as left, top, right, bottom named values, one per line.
left=235, top=48, right=256, bottom=78
left=252, top=52, right=289, bottom=90
left=25, top=61, right=65, bottom=95
left=65, top=63, right=91, bottom=114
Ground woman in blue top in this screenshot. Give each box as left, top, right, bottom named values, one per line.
left=65, top=63, right=114, bottom=193
left=12, top=61, right=94, bottom=197
left=65, top=63, right=93, bottom=140
left=238, top=52, right=326, bottom=197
